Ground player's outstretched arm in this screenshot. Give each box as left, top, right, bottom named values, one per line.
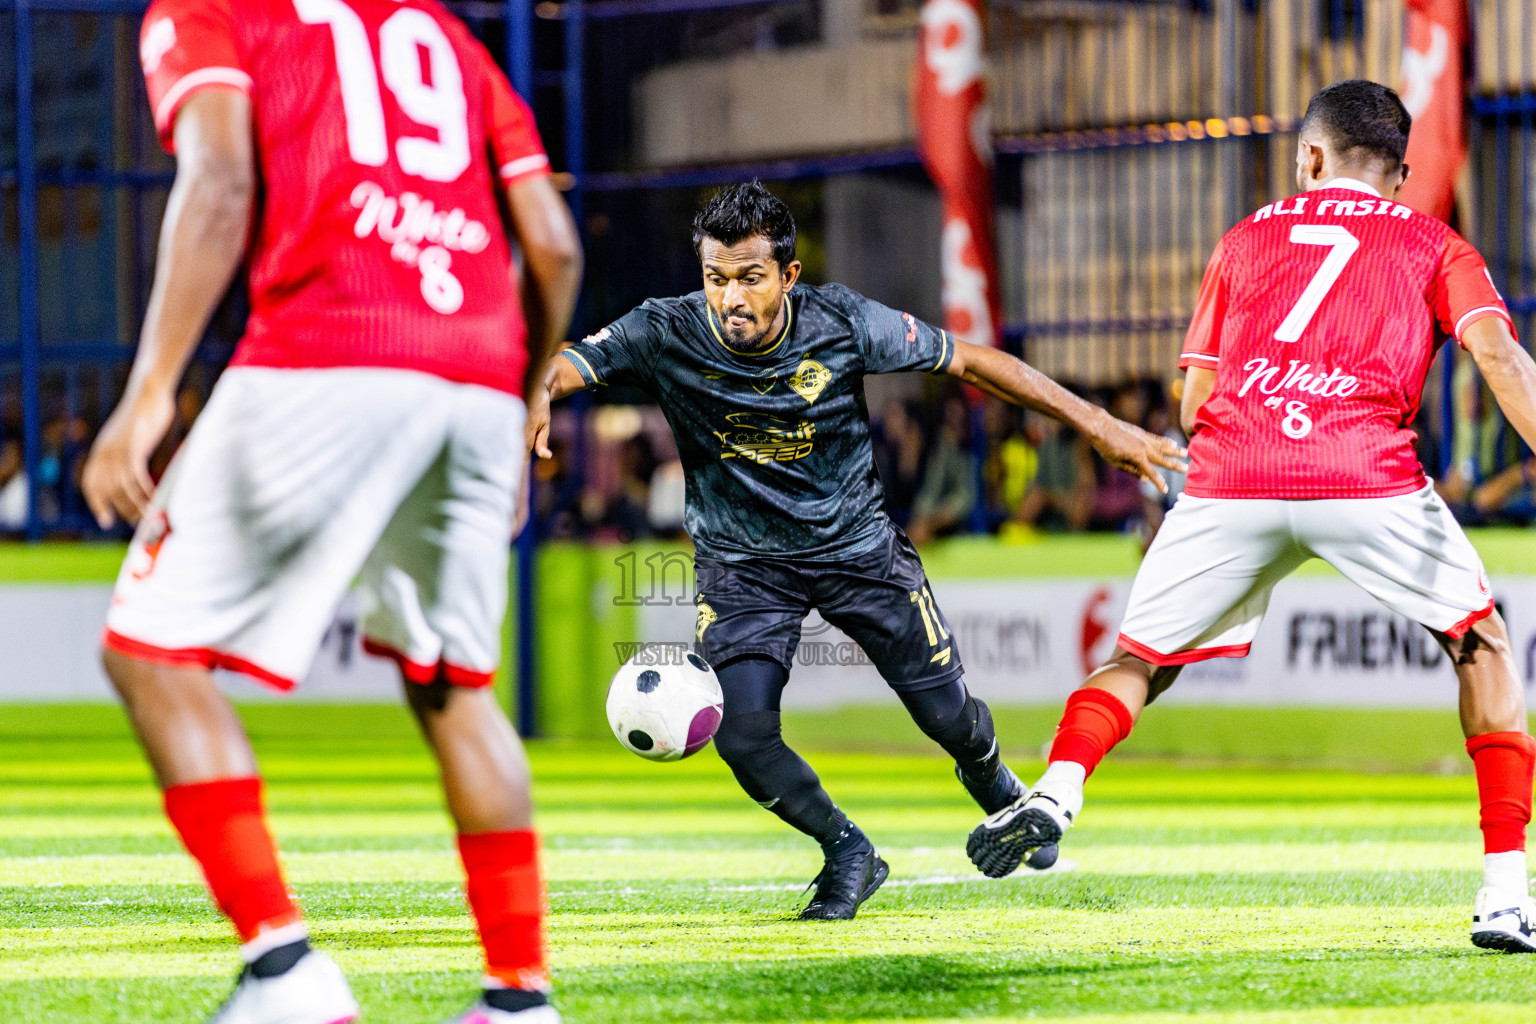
left=1465, top=317, right=1536, bottom=453
left=82, top=89, right=254, bottom=529
left=947, top=339, right=1187, bottom=492
left=524, top=353, right=590, bottom=460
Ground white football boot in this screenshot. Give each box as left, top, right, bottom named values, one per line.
left=442, top=1001, right=561, bottom=1024
left=967, top=762, right=1085, bottom=879
left=1472, top=886, right=1536, bottom=953
left=206, top=951, right=360, bottom=1024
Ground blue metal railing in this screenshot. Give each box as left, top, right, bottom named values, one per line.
left=13, top=0, right=41, bottom=539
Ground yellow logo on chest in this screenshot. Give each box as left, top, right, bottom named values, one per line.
left=713, top=413, right=815, bottom=464
left=788, top=360, right=831, bottom=405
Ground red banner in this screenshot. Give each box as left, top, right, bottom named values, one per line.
left=1397, top=0, right=1467, bottom=223
left=914, top=0, right=1000, bottom=348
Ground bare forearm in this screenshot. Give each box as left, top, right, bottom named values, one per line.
left=1484, top=361, right=1536, bottom=452
left=130, top=174, right=251, bottom=400
left=955, top=344, right=1107, bottom=434
left=538, top=351, right=588, bottom=401
left=519, top=254, right=581, bottom=388
left=124, top=91, right=254, bottom=404
left=508, top=177, right=582, bottom=394
left=948, top=338, right=1185, bottom=490
left=1468, top=320, right=1536, bottom=452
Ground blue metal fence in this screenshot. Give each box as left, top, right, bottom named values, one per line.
left=0, top=0, right=541, bottom=543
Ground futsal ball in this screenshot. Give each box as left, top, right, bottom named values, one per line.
left=606, top=650, right=724, bottom=762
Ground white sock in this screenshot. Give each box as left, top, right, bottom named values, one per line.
left=240, top=921, right=310, bottom=963
left=1484, top=851, right=1529, bottom=895
left=1037, top=760, right=1087, bottom=794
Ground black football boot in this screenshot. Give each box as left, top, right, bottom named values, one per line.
left=799, top=829, right=889, bottom=920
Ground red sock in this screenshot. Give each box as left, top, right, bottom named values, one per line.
left=459, top=830, right=548, bottom=990
left=1467, top=731, right=1536, bottom=854
left=1048, top=688, right=1135, bottom=778
left=163, top=777, right=301, bottom=942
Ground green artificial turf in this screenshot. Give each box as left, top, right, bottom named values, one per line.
left=3, top=703, right=1535, bottom=1023
left=0, top=543, right=128, bottom=582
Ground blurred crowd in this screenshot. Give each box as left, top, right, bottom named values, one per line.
left=535, top=380, right=1189, bottom=548
left=15, top=363, right=1536, bottom=543
left=875, top=381, right=1185, bottom=549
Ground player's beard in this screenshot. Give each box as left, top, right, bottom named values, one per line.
left=719, top=297, right=782, bottom=352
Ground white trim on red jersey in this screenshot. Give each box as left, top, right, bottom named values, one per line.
left=499, top=153, right=550, bottom=182
left=1454, top=305, right=1516, bottom=344
left=154, top=66, right=253, bottom=134
left=1180, top=352, right=1219, bottom=365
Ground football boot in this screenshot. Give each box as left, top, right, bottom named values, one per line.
left=1472, top=886, right=1536, bottom=952
left=967, top=781, right=1081, bottom=879
left=799, top=837, right=889, bottom=920
left=205, top=950, right=359, bottom=1024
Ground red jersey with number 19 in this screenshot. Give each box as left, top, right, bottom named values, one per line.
left=138, top=0, right=551, bottom=396
left=1179, top=180, right=1513, bottom=499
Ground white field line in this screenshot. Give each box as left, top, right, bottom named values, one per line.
left=700, top=865, right=1078, bottom=894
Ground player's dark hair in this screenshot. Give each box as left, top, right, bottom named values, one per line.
left=1299, top=80, right=1412, bottom=171
left=692, top=181, right=797, bottom=270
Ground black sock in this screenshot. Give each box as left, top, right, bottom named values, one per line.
left=953, top=697, right=1002, bottom=781
left=248, top=938, right=310, bottom=980
left=900, top=680, right=1000, bottom=779
left=713, top=656, right=864, bottom=853
left=483, top=987, right=549, bottom=1012
left=719, top=709, right=848, bottom=842
left=819, top=813, right=870, bottom=858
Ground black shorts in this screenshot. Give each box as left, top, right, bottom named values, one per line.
left=693, top=527, right=964, bottom=692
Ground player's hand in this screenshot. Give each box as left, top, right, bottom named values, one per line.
left=82, top=387, right=175, bottom=529
left=525, top=384, right=553, bottom=460
left=1087, top=412, right=1187, bottom=494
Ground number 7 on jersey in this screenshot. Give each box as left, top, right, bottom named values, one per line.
left=1274, top=225, right=1359, bottom=343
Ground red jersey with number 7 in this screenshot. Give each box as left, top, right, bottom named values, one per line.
left=1178, top=180, right=1514, bottom=499
left=138, top=0, right=551, bottom=396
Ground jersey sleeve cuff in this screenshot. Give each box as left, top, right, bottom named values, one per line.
left=154, top=67, right=253, bottom=150
left=561, top=347, right=604, bottom=386
left=1178, top=352, right=1219, bottom=369
left=927, top=330, right=955, bottom=375
left=1455, top=306, right=1517, bottom=349
left=499, top=153, right=552, bottom=186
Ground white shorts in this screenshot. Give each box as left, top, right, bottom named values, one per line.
left=1117, top=484, right=1494, bottom=666
left=105, top=367, right=526, bottom=691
